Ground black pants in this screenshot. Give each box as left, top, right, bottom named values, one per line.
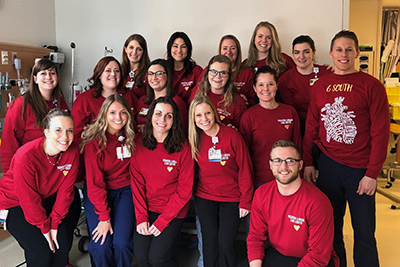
left=317, top=153, right=379, bottom=267
left=195, top=196, right=241, bottom=267
left=134, top=211, right=184, bottom=267
left=7, top=187, right=81, bottom=267
left=263, top=247, right=335, bottom=267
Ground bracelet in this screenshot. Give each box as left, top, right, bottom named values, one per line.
left=100, top=220, right=110, bottom=223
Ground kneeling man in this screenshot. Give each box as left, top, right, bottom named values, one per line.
left=247, top=140, right=339, bottom=267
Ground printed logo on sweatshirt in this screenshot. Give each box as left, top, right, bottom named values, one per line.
left=278, top=118, right=293, bottom=130
left=58, top=164, right=72, bottom=176
left=288, top=214, right=304, bottom=231
left=181, top=81, right=193, bottom=91
left=234, top=81, right=245, bottom=90
left=321, top=96, right=357, bottom=144
left=163, top=159, right=177, bottom=172
left=326, top=83, right=353, bottom=93
left=217, top=108, right=231, bottom=122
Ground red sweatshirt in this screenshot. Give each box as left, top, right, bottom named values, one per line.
left=239, top=104, right=301, bottom=184
left=195, top=124, right=254, bottom=210
left=0, top=96, right=68, bottom=173
left=130, top=135, right=194, bottom=232
left=0, top=138, right=80, bottom=234
left=279, top=64, right=331, bottom=121
left=136, top=95, right=188, bottom=132
left=124, top=73, right=148, bottom=99
left=172, top=64, right=203, bottom=105
left=243, top=53, right=295, bottom=73
left=303, top=72, right=390, bottom=178
left=247, top=180, right=339, bottom=267
left=84, top=132, right=131, bottom=221
left=71, top=87, right=138, bottom=144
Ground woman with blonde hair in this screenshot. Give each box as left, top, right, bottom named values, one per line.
left=121, top=34, right=151, bottom=98
left=80, top=94, right=135, bottom=267
left=244, top=21, right=295, bottom=76
left=191, top=55, right=247, bottom=128
left=188, top=95, right=253, bottom=267
left=1, top=59, right=69, bottom=173
left=218, top=34, right=255, bottom=106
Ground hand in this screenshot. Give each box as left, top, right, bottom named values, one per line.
left=74, top=181, right=84, bottom=190
left=50, top=229, right=59, bottom=250
left=249, top=259, right=262, bottom=267
left=137, top=222, right=151, bottom=236
left=92, top=220, right=113, bottom=245
left=239, top=208, right=250, bottom=218
left=323, top=63, right=335, bottom=72
left=304, top=166, right=316, bottom=183
left=227, top=124, right=237, bottom=130
left=357, top=176, right=377, bottom=196
left=43, top=231, right=55, bottom=253
left=149, top=224, right=161, bottom=237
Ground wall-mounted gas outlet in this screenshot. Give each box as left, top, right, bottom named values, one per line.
left=1, top=51, right=9, bottom=65
left=12, top=52, right=17, bottom=62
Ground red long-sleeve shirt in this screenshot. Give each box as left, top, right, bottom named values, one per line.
left=239, top=104, right=301, bottom=184
left=195, top=124, right=254, bottom=210
left=279, top=64, right=331, bottom=121
left=243, top=53, right=295, bottom=73
left=71, top=87, right=138, bottom=144
left=303, top=72, right=390, bottom=178
left=0, top=96, right=68, bottom=172
left=130, top=135, right=194, bottom=232
left=172, top=64, right=203, bottom=105
left=247, top=180, right=339, bottom=267
left=84, top=132, right=131, bottom=221
left=0, top=138, right=80, bottom=234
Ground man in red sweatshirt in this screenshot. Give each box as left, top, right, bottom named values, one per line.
left=303, top=30, right=390, bottom=267
left=247, top=140, right=339, bottom=267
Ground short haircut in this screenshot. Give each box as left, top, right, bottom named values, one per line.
left=270, top=140, right=301, bottom=159
left=330, top=30, right=359, bottom=52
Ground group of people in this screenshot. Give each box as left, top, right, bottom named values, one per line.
left=0, top=20, right=389, bottom=267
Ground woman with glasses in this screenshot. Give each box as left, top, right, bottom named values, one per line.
left=239, top=66, right=301, bottom=186
left=121, top=34, right=151, bottom=99
left=278, top=35, right=332, bottom=137
left=191, top=55, right=247, bottom=129
left=167, top=31, right=203, bottom=105
left=188, top=95, right=253, bottom=267
left=243, top=21, right=295, bottom=76
left=0, top=59, right=69, bottom=173
left=131, top=97, right=194, bottom=267
left=136, top=59, right=188, bottom=133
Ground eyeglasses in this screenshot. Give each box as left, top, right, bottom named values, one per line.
left=148, top=71, right=166, bottom=77
left=209, top=69, right=229, bottom=78
left=270, top=158, right=301, bottom=166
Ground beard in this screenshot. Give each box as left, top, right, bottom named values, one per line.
left=273, top=169, right=300, bottom=185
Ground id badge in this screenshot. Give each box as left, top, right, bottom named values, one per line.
left=126, top=81, right=135, bottom=89
left=208, top=147, right=222, bottom=162
left=0, top=209, right=9, bottom=230
left=122, top=145, right=131, bottom=158
left=138, top=108, right=148, bottom=117
left=309, top=78, right=318, bottom=86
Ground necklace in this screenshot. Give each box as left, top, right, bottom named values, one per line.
left=46, top=152, right=62, bottom=166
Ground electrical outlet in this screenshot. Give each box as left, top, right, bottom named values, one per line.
left=1, top=51, right=9, bottom=65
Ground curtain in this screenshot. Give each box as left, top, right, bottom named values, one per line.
left=381, top=7, right=400, bottom=80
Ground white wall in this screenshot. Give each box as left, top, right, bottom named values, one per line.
left=0, top=0, right=56, bottom=46
left=53, top=0, right=348, bottom=103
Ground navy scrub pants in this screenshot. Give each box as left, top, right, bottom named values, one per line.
left=317, top=152, right=379, bottom=267
left=84, top=185, right=135, bottom=267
